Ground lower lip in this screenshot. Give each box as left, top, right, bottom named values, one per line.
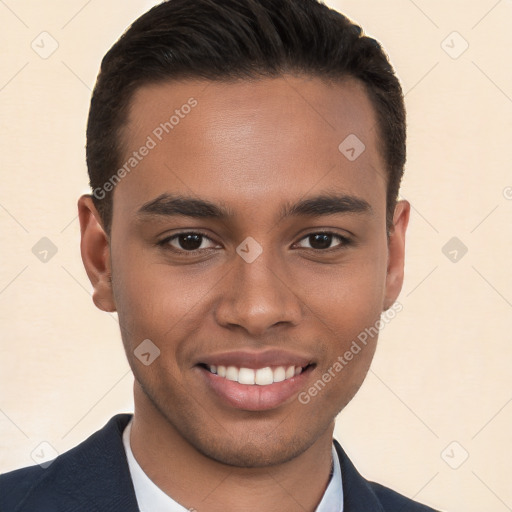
left=198, top=366, right=313, bottom=411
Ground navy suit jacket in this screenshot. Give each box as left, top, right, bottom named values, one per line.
left=0, top=414, right=441, bottom=511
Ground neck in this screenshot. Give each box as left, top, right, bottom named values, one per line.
left=129, top=384, right=335, bottom=512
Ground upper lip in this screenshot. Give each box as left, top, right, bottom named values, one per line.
left=196, top=349, right=314, bottom=369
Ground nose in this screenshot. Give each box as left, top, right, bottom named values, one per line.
left=213, top=246, right=304, bottom=338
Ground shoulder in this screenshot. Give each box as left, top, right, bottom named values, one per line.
left=0, top=414, right=136, bottom=512
left=0, top=464, right=46, bottom=509
left=368, top=480, right=441, bottom=511
left=333, top=439, right=442, bottom=512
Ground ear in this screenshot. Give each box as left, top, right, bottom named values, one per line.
left=383, top=199, right=410, bottom=311
left=77, top=195, right=116, bottom=312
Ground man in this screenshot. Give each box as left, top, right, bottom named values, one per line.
left=0, top=0, right=443, bottom=510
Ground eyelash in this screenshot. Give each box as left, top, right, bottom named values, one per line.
left=157, top=231, right=352, bottom=255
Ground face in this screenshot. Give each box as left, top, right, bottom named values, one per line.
left=79, top=75, right=409, bottom=467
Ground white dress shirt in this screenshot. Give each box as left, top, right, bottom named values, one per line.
left=123, top=419, right=343, bottom=512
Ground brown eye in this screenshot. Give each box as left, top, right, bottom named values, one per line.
left=296, top=232, right=350, bottom=251
left=160, top=232, right=218, bottom=252
left=309, top=233, right=333, bottom=250
left=175, top=233, right=203, bottom=251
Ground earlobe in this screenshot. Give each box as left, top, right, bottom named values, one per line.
left=77, top=195, right=116, bottom=313
left=383, top=200, right=410, bottom=311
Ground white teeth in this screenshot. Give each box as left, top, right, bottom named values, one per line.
left=207, top=364, right=305, bottom=386
left=273, top=366, right=286, bottom=383
left=226, top=366, right=238, bottom=381
left=255, top=367, right=274, bottom=385
left=238, top=368, right=255, bottom=385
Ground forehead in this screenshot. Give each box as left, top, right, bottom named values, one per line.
left=114, top=75, right=387, bottom=223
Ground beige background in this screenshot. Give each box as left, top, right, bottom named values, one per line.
left=1, top=1, right=511, bottom=511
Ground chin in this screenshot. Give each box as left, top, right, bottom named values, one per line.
left=192, top=431, right=315, bottom=468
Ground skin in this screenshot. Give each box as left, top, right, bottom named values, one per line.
left=78, top=75, right=409, bottom=512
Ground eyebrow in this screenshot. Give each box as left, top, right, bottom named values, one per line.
left=137, top=192, right=372, bottom=222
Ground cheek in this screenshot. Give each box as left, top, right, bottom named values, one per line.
left=111, top=249, right=221, bottom=348
left=293, top=245, right=387, bottom=399
left=294, top=249, right=388, bottom=336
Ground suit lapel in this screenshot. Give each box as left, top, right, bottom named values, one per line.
left=334, top=439, right=386, bottom=512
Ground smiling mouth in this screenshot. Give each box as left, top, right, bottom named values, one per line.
left=198, top=363, right=314, bottom=386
